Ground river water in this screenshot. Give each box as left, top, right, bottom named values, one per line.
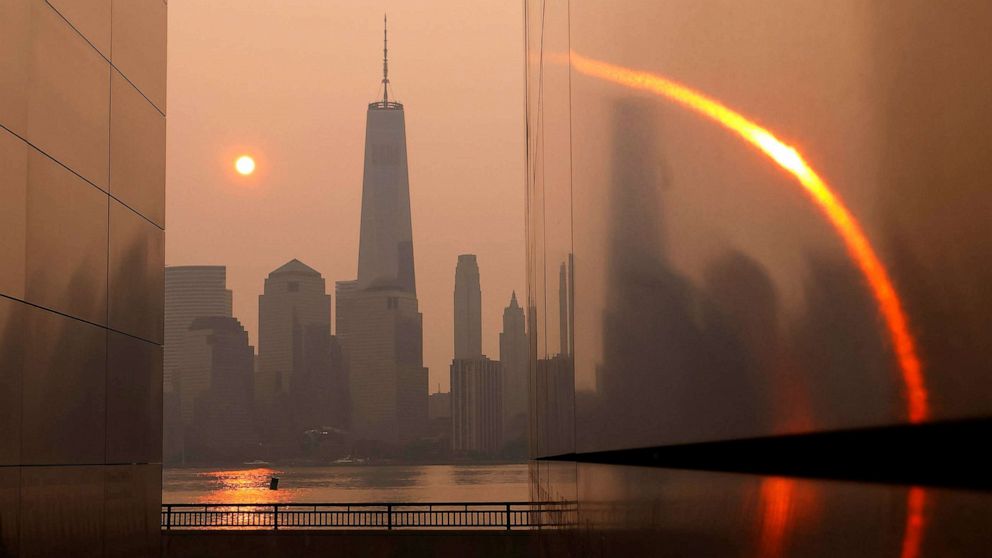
left=162, top=464, right=530, bottom=504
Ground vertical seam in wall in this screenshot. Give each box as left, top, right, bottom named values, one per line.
left=104, top=9, right=113, bottom=557
left=108, top=0, right=114, bottom=333
left=534, top=0, right=548, bottom=460
left=566, top=0, right=577, bottom=461
left=14, top=466, right=21, bottom=556
left=105, top=4, right=113, bottom=556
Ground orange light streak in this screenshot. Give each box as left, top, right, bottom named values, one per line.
left=899, top=487, right=927, bottom=558
left=757, top=477, right=794, bottom=557
left=568, top=52, right=928, bottom=422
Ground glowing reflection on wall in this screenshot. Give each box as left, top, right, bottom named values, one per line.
left=756, top=477, right=795, bottom=557
left=566, top=51, right=929, bottom=423
left=900, top=487, right=927, bottom=558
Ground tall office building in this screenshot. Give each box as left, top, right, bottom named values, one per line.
left=256, top=259, right=331, bottom=406
left=355, top=18, right=416, bottom=295
left=164, top=266, right=232, bottom=391
left=450, top=357, right=503, bottom=455
left=1, top=2, right=165, bottom=555
left=181, top=317, right=256, bottom=462
left=336, top=19, right=427, bottom=449
left=453, top=254, right=482, bottom=359
left=450, top=254, right=501, bottom=454
left=499, top=291, right=529, bottom=444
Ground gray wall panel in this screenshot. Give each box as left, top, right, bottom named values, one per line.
left=110, top=69, right=165, bottom=227
left=19, top=465, right=103, bottom=558
left=0, top=130, right=27, bottom=301
left=106, top=332, right=163, bottom=464
left=0, top=467, right=19, bottom=557
left=109, top=200, right=164, bottom=344
left=111, top=0, right=167, bottom=112
left=23, top=145, right=109, bottom=325
left=0, top=0, right=110, bottom=189
left=46, top=0, right=112, bottom=58
left=19, top=306, right=107, bottom=465
left=0, top=298, right=27, bottom=465
left=103, top=464, right=160, bottom=558
left=0, top=127, right=109, bottom=324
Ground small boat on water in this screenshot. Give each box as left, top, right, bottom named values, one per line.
left=333, top=456, right=367, bottom=465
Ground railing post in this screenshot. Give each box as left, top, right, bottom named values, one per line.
left=165, top=505, right=171, bottom=530
left=506, top=503, right=511, bottom=531
left=273, top=504, right=279, bottom=531
left=387, top=504, right=392, bottom=530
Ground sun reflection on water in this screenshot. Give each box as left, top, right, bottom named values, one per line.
left=198, top=468, right=293, bottom=504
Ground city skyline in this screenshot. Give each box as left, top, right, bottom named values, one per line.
left=165, top=255, right=517, bottom=377
left=165, top=2, right=525, bottom=392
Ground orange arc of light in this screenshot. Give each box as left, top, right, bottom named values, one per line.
left=567, top=51, right=928, bottom=423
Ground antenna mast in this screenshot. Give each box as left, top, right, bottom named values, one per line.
left=382, top=14, right=389, bottom=103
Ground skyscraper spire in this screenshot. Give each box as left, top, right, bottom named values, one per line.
left=382, top=14, right=390, bottom=103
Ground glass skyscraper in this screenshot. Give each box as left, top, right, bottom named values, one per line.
left=336, top=19, right=428, bottom=449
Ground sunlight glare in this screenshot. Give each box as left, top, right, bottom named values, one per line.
left=235, top=155, right=256, bottom=176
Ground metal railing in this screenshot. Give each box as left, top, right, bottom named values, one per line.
left=161, top=501, right=575, bottom=531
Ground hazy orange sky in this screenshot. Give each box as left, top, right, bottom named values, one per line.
left=166, top=1, right=525, bottom=392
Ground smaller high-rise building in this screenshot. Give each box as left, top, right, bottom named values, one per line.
left=164, top=265, right=234, bottom=461
left=428, top=389, right=452, bottom=439
left=453, top=254, right=482, bottom=359
left=164, top=266, right=233, bottom=391
left=450, top=357, right=503, bottom=455
left=292, top=323, right=348, bottom=431
left=499, top=291, right=529, bottom=445
left=429, top=390, right=452, bottom=421
left=180, top=316, right=256, bottom=462
left=338, top=288, right=428, bottom=447
left=257, top=259, right=332, bottom=407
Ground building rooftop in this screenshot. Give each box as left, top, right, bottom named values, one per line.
left=270, top=258, right=321, bottom=276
